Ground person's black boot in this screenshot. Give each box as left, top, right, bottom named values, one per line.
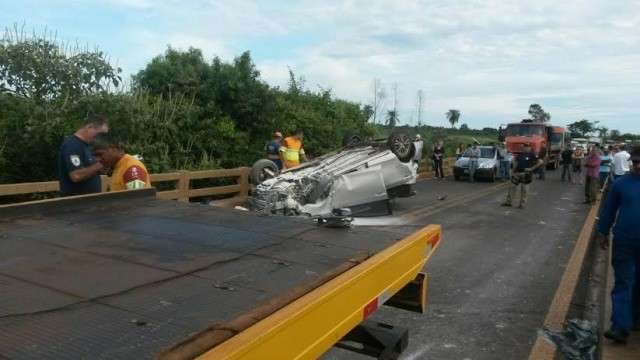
left=604, top=328, right=629, bottom=344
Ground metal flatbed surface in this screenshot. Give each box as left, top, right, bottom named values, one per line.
left=0, top=189, right=419, bottom=359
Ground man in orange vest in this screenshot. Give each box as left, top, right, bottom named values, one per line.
left=280, top=128, right=307, bottom=169
left=90, top=134, right=151, bottom=191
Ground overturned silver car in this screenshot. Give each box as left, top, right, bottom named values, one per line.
left=249, top=133, right=421, bottom=217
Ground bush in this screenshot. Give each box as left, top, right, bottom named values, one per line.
left=0, top=33, right=372, bottom=183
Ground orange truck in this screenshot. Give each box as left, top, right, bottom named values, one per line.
left=500, top=120, right=568, bottom=169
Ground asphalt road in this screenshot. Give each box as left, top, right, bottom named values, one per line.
left=325, top=170, right=591, bottom=360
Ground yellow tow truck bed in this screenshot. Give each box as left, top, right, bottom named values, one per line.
left=0, top=189, right=439, bottom=359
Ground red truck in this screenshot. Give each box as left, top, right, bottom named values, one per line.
left=500, top=120, right=568, bottom=169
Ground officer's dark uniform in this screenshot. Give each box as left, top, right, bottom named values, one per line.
left=58, top=135, right=101, bottom=196
left=266, top=140, right=282, bottom=170
left=504, top=151, right=538, bottom=208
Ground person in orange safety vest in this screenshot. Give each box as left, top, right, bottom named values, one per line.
left=90, top=133, right=151, bottom=191
left=280, top=128, right=307, bottom=169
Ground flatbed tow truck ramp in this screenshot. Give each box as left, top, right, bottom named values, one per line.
left=0, top=189, right=440, bottom=359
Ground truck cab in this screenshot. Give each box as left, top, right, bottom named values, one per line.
left=504, top=121, right=567, bottom=169
left=504, top=121, right=547, bottom=155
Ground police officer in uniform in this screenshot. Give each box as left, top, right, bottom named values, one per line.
left=58, top=114, right=109, bottom=196
left=265, top=131, right=283, bottom=170
left=502, top=143, right=542, bottom=209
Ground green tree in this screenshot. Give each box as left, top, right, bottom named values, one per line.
left=460, top=123, right=470, bottom=131
left=610, top=129, right=621, bottom=140
left=597, top=126, right=609, bottom=141
left=386, top=110, right=398, bottom=128
left=0, top=28, right=121, bottom=101
left=446, top=109, right=461, bottom=128
left=567, top=119, right=598, bottom=138
left=528, top=104, right=550, bottom=122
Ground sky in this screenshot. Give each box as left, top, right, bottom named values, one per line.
left=1, top=0, right=639, bottom=133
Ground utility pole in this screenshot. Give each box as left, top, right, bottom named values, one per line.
left=392, top=82, right=398, bottom=125
left=416, top=89, right=424, bottom=127
left=372, top=78, right=385, bottom=124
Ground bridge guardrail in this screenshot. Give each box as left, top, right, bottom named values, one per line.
left=0, top=167, right=250, bottom=204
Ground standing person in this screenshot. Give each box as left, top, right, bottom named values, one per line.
left=468, top=143, right=481, bottom=182
left=266, top=131, right=283, bottom=170
left=536, top=147, right=547, bottom=181
left=600, top=148, right=613, bottom=188
left=58, top=114, right=109, bottom=197
left=584, top=146, right=602, bottom=204
left=597, top=146, right=640, bottom=344
left=413, top=134, right=424, bottom=164
left=90, top=134, right=151, bottom=191
left=501, top=143, right=541, bottom=209
left=432, top=140, right=445, bottom=180
left=561, top=146, right=574, bottom=183
left=456, top=144, right=465, bottom=159
left=498, top=148, right=511, bottom=181
left=612, top=145, right=631, bottom=181
left=572, top=146, right=585, bottom=185
left=280, top=128, right=307, bottom=169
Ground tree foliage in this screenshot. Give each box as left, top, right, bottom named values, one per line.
left=528, top=104, right=550, bottom=122
left=446, top=109, right=461, bottom=128
left=567, top=119, right=598, bottom=138
left=0, top=33, right=373, bottom=184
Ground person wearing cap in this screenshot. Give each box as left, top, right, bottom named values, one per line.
left=597, top=146, right=640, bottom=344
left=280, top=128, right=307, bottom=169
left=265, top=131, right=283, bottom=170
left=501, top=143, right=541, bottom=209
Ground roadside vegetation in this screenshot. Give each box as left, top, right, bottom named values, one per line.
left=1, top=29, right=636, bottom=185
left=0, top=30, right=373, bottom=183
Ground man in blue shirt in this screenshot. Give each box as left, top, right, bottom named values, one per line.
left=265, top=131, right=283, bottom=170
left=597, top=146, right=640, bottom=343
left=599, top=147, right=613, bottom=188
left=58, top=114, right=109, bottom=196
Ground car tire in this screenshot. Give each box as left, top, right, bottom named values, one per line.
left=387, top=131, right=415, bottom=162
left=250, top=159, right=279, bottom=185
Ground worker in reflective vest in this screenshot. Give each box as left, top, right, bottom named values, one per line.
left=90, top=133, right=151, bottom=191
left=280, top=128, right=307, bottom=169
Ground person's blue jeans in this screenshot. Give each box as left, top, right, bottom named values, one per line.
left=500, top=160, right=510, bottom=180
left=469, top=160, right=478, bottom=182
left=599, top=172, right=609, bottom=188
left=611, top=240, right=640, bottom=332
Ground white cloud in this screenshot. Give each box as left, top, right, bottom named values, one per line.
left=14, top=0, right=638, bottom=132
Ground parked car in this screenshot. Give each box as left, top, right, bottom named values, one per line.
left=453, top=146, right=510, bottom=182
left=249, top=132, right=419, bottom=217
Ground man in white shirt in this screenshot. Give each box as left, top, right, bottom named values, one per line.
left=612, top=145, right=631, bottom=181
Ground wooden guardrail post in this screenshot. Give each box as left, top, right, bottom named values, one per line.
left=238, top=167, right=249, bottom=197
left=178, top=171, right=190, bottom=203
left=100, top=175, right=110, bottom=193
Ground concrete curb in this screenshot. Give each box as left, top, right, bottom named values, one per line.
left=528, top=199, right=601, bottom=359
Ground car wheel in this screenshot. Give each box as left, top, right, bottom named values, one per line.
left=250, top=159, right=279, bottom=185
left=387, top=131, right=416, bottom=162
